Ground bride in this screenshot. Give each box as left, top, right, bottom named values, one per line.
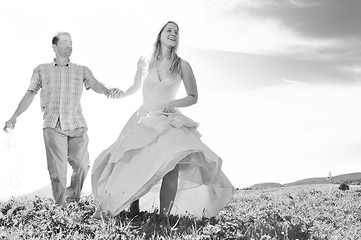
left=91, top=21, right=234, bottom=218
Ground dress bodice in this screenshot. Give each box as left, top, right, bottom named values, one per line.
left=141, top=64, right=182, bottom=112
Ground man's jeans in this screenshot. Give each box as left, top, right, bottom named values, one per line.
left=43, top=123, right=89, bottom=207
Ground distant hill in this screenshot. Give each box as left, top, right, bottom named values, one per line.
left=17, top=185, right=91, bottom=201
left=13, top=173, right=361, bottom=198
left=283, top=178, right=328, bottom=187
left=331, top=172, right=361, bottom=185
left=249, top=182, right=283, bottom=190
left=284, top=172, right=361, bottom=187
left=20, top=185, right=53, bottom=199
left=248, top=172, right=361, bottom=189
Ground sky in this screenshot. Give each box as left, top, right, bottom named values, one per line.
left=1, top=0, right=361, bottom=200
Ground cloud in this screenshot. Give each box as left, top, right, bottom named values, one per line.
left=205, top=0, right=360, bottom=45
left=346, top=66, right=361, bottom=74
left=288, top=0, right=324, bottom=8
left=281, top=79, right=303, bottom=85
left=190, top=0, right=361, bottom=85
left=220, top=0, right=361, bottom=38
left=188, top=0, right=341, bottom=57
left=1, top=0, right=360, bottom=86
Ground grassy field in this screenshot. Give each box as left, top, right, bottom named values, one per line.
left=1, top=184, right=361, bottom=239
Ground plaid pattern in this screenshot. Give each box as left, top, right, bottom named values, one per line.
left=28, top=60, right=95, bottom=130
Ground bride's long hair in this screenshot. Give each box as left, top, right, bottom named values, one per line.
left=149, top=21, right=182, bottom=76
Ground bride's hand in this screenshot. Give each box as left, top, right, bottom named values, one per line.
left=107, top=88, right=124, bottom=99
left=113, top=89, right=124, bottom=99
left=163, top=102, right=176, bottom=113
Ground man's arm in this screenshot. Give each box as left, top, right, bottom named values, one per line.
left=87, top=78, right=123, bottom=98
left=83, top=66, right=122, bottom=98
left=3, top=90, right=36, bottom=131
left=87, top=78, right=109, bottom=95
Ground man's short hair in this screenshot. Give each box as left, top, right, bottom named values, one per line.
left=52, top=32, right=71, bottom=45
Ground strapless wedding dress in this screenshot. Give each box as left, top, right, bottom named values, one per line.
left=91, top=60, right=234, bottom=217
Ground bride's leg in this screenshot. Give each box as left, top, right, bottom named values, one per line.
left=160, top=165, right=180, bottom=214
left=129, top=199, right=140, bottom=216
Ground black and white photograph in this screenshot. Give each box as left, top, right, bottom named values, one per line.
left=1, top=0, right=361, bottom=239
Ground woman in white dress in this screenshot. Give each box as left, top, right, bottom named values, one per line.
left=91, top=21, right=234, bottom=218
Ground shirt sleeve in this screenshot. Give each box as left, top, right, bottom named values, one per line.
left=83, top=66, right=95, bottom=90
left=28, top=66, right=42, bottom=93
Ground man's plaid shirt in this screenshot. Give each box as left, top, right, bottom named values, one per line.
left=28, top=60, right=95, bottom=130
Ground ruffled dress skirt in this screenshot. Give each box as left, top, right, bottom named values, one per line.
left=91, top=108, right=234, bottom=217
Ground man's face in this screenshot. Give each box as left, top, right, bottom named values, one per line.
left=54, top=34, right=72, bottom=58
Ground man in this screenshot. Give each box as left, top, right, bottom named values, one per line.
left=3, top=32, right=121, bottom=207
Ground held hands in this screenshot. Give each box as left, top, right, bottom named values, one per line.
left=3, top=118, right=16, bottom=132
left=106, top=88, right=124, bottom=99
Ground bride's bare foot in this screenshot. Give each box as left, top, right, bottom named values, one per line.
left=92, top=207, right=102, bottom=219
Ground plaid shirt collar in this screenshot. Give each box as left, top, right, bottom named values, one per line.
left=52, top=58, right=73, bottom=68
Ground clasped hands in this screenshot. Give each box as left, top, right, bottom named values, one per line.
left=106, top=88, right=124, bottom=99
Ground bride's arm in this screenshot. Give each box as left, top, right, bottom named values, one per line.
left=163, top=60, right=198, bottom=112
left=122, top=58, right=144, bottom=98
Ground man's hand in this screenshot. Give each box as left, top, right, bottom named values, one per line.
left=106, top=88, right=124, bottom=99
left=3, top=118, right=16, bottom=132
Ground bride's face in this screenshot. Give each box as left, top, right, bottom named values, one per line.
left=160, top=23, right=178, bottom=48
